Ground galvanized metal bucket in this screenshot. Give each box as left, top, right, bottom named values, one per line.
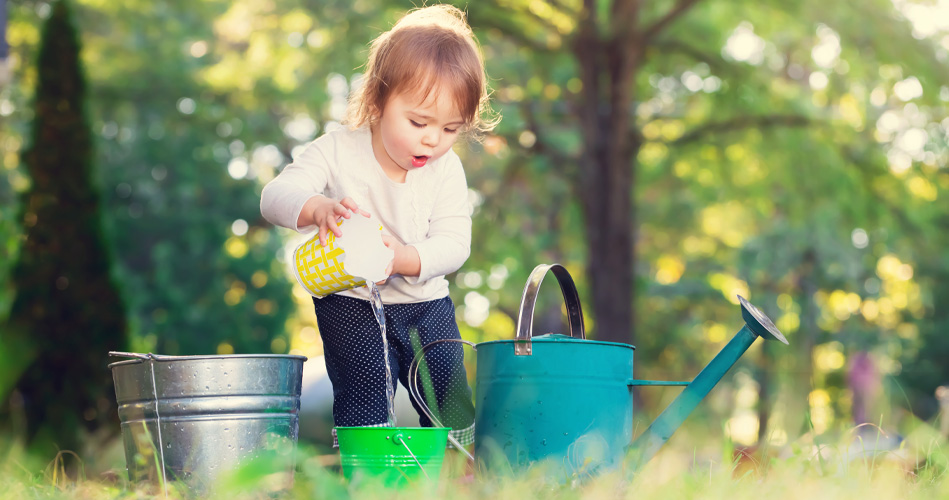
left=108, top=352, right=307, bottom=495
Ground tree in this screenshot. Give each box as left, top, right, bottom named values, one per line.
left=1, top=0, right=127, bottom=453
left=462, top=0, right=948, bottom=441
left=80, top=0, right=299, bottom=356
left=465, top=0, right=948, bottom=351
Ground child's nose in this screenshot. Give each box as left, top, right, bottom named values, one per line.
left=421, top=129, right=439, bottom=147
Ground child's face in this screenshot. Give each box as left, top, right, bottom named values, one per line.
left=371, top=87, right=464, bottom=182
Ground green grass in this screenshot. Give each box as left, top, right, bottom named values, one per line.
left=0, top=422, right=945, bottom=500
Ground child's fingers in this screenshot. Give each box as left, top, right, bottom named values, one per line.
left=333, top=203, right=352, bottom=219
left=318, top=226, right=327, bottom=247
left=339, top=197, right=358, bottom=212
left=324, top=214, right=342, bottom=238
left=373, top=260, right=393, bottom=286
left=340, top=197, right=371, bottom=218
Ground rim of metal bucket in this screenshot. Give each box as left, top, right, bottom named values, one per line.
left=107, top=351, right=308, bottom=368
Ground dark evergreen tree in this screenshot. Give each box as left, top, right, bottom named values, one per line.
left=2, top=0, right=127, bottom=453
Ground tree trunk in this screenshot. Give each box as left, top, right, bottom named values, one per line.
left=757, top=341, right=773, bottom=444
left=572, top=1, right=641, bottom=345
left=791, top=248, right=818, bottom=434
left=471, top=0, right=701, bottom=346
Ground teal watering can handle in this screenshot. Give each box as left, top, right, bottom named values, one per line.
left=515, top=263, right=586, bottom=356
left=407, top=339, right=477, bottom=462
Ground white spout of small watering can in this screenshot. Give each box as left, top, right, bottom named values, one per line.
left=628, top=295, right=788, bottom=468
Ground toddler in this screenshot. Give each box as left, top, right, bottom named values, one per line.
left=260, top=4, right=496, bottom=450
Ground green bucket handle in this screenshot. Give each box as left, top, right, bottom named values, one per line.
left=408, top=339, right=477, bottom=462
left=391, top=431, right=429, bottom=479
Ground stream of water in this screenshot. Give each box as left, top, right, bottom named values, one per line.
left=366, top=282, right=396, bottom=426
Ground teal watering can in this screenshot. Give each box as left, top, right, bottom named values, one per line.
left=409, top=263, right=788, bottom=478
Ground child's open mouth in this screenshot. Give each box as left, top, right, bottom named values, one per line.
left=411, top=156, right=429, bottom=168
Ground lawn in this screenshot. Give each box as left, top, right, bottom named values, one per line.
left=0, top=420, right=946, bottom=500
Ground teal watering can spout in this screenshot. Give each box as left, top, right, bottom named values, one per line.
left=629, top=295, right=788, bottom=468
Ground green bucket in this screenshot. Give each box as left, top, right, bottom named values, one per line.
left=336, top=427, right=450, bottom=487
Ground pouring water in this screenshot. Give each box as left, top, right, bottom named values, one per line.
left=366, top=281, right=396, bottom=426
left=290, top=215, right=452, bottom=483
left=293, top=212, right=398, bottom=425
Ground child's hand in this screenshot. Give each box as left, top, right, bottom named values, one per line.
left=380, top=234, right=421, bottom=278
left=376, top=235, right=401, bottom=285
left=299, top=195, right=370, bottom=247
left=375, top=259, right=394, bottom=286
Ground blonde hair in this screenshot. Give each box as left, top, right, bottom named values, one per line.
left=344, top=5, right=499, bottom=137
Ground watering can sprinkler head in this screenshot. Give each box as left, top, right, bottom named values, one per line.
left=737, top=295, right=789, bottom=345
left=630, top=295, right=789, bottom=468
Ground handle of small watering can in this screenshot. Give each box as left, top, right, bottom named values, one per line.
left=408, top=339, right=477, bottom=462
left=514, top=263, right=586, bottom=356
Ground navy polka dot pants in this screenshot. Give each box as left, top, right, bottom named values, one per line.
left=313, top=294, right=476, bottom=446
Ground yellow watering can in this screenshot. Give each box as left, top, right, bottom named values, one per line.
left=292, top=214, right=393, bottom=297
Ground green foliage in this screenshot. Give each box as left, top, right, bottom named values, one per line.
left=459, top=0, right=949, bottom=437
left=1, top=0, right=948, bottom=460
left=70, top=0, right=299, bottom=355
left=1, top=0, right=127, bottom=454
left=899, top=220, right=949, bottom=419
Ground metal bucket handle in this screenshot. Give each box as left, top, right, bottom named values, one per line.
left=407, top=339, right=477, bottom=462
left=515, top=263, right=586, bottom=356
left=108, top=351, right=170, bottom=498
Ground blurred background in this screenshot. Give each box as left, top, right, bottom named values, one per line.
left=0, top=0, right=947, bottom=476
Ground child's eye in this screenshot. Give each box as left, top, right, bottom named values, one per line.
left=410, top=120, right=425, bottom=128
left=444, top=128, right=458, bottom=134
